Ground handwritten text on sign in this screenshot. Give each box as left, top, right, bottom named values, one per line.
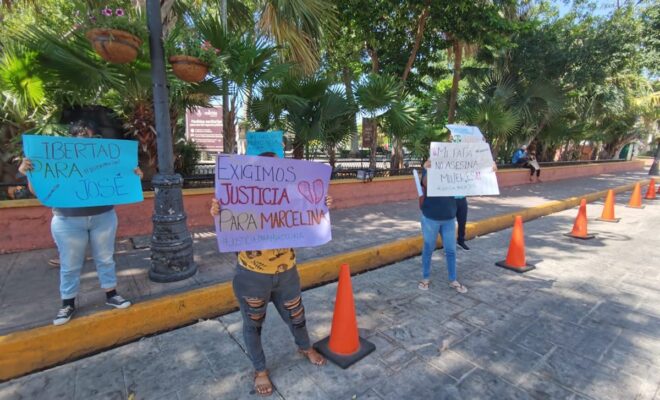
left=22, top=135, right=143, bottom=207
left=428, top=142, right=500, bottom=196
left=214, top=155, right=332, bottom=252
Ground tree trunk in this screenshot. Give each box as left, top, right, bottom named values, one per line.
left=292, top=137, right=304, bottom=159
left=342, top=66, right=359, bottom=156
left=390, top=139, right=404, bottom=170
left=328, top=145, right=336, bottom=169
left=447, top=40, right=463, bottom=124
left=367, top=45, right=379, bottom=73
left=369, top=124, right=378, bottom=170
left=402, top=2, right=430, bottom=83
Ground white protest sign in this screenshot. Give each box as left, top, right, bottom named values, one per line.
left=446, top=124, right=485, bottom=143
left=412, top=169, right=423, bottom=196
left=427, top=142, right=500, bottom=196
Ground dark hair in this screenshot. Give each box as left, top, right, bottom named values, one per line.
left=69, top=120, right=98, bottom=137
left=259, top=151, right=277, bottom=157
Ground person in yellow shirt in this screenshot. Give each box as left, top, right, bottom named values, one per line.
left=210, top=151, right=330, bottom=397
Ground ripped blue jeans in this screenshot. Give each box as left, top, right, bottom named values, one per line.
left=232, top=265, right=311, bottom=371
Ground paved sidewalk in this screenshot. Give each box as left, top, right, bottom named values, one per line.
left=0, top=171, right=650, bottom=335
left=1, top=183, right=659, bottom=399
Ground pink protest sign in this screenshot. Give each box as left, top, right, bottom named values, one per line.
left=214, top=155, right=332, bottom=252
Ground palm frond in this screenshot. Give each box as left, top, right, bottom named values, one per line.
left=356, top=74, right=403, bottom=115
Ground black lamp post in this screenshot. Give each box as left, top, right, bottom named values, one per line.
left=146, top=0, right=197, bottom=282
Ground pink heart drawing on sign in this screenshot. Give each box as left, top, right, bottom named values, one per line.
left=297, top=181, right=315, bottom=205
left=312, top=179, right=324, bottom=204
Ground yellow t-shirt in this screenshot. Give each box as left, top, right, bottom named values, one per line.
left=237, top=248, right=296, bottom=274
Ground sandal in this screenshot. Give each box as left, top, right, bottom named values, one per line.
left=418, top=280, right=430, bottom=291
left=299, top=348, right=326, bottom=366
left=449, top=281, right=468, bottom=294
left=254, top=370, right=273, bottom=397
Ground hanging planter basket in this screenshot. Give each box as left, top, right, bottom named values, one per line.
left=86, top=28, right=142, bottom=64
left=169, top=55, right=209, bottom=83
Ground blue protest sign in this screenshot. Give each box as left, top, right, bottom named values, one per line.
left=446, top=124, right=485, bottom=143
left=22, top=135, right=143, bottom=207
left=246, top=131, right=284, bottom=158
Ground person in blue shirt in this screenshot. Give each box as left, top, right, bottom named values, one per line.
left=512, top=145, right=541, bottom=182
left=417, top=162, right=468, bottom=294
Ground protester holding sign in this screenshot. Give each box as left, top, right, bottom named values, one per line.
left=446, top=127, right=498, bottom=251
left=18, top=121, right=142, bottom=326
left=417, top=165, right=467, bottom=294
left=210, top=151, right=331, bottom=397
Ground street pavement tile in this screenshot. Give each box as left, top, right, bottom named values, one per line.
left=511, top=288, right=599, bottom=323
left=352, top=388, right=385, bottom=399
left=109, top=339, right=167, bottom=378
left=598, top=329, right=660, bottom=383
left=303, top=355, right=391, bottom=399
left=268, top=363, right=333, bottom=400
left=379, top=316, right=473, bottom=355
left=515, top=313, right=620, bottom=360
left=73, top=357, right=125, bottom=400
left=362, top=332, right=398, bottom=355
left=175, top=370, right=255, bottom=400
left=426, top=349, right=477, bottom=380
left=455, top=368, right=533, bottom=400
left=0, top=364, right=76, bottom=400
left=517, top=372, right=578, bottom=400
left=536, top=347, right=657, bottom=400
left=154, top=319, right=233, bottom=354
left=587, top=300, right=660, bottom=339
left=123, top=346, right=214, bottom=400
left=450, top=330, right=543, bottom=385
left=371, top=360, right=458, bottom=400
left=445, top=292, right=480, bottom=310
left=378, top=346, right=418, bottom=370
left=456, top=302, right=534, bottom=341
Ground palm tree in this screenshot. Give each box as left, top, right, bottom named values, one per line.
left=255, top=0, right=337, bottom=74
left=356, top=74, right=415, bottom=170
left=196, top=15, right=289, bottom=152
left=250, top=75, right=355, bottom=165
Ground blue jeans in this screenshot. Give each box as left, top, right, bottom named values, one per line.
left=51, top=210, right=118, bottom=300
left=421, top=215, right=457, bottom=281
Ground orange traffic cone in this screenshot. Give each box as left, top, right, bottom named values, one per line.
left=313, top=264, right=375, bottom=369
left=645, top=179, right=657, bottom=200
left=495, top=216, right=535, bottom=273
left=564, top=199, right=595, bottom=240
left=626, top=183, right=645, bottom=209
left=597, top=190, right=620, bottom=223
